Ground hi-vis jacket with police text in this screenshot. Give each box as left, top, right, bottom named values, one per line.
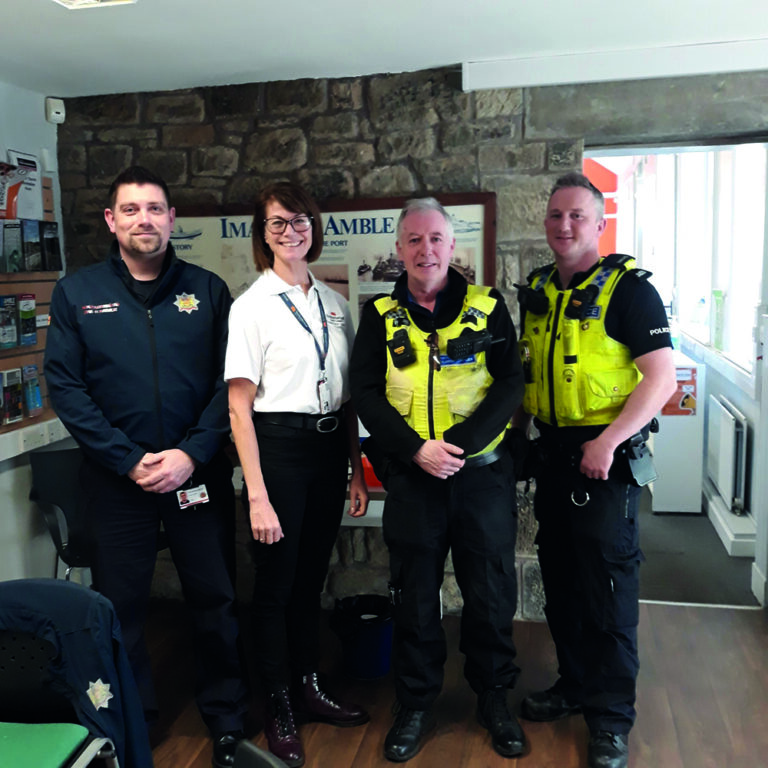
left=350, top=268, right=525, bottom=465
left=45, top=242, right=232, bottom=476
left=519, top=255, right=641, bottom=427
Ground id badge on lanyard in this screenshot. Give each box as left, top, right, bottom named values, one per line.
left=279, top=290, right=332, bottom=414
left=317, top=372, right=331, bottom=415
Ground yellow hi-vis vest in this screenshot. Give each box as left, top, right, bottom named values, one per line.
left=520, top=256, right=641, bottom=427
left=374, top=286, right=507, bottom=458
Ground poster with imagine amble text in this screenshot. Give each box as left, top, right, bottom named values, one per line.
left=172, top=192, right=496, bottom=327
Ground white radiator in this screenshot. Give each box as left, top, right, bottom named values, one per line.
left=706, top=395, right=748, bottom=515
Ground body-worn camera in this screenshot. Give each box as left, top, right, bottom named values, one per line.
left=387, top=329, right=416, bottom=368
left=563, top=284, right=599, bottom=320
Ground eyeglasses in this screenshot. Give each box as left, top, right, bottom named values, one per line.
left=264, top=215, right=313, bottom=234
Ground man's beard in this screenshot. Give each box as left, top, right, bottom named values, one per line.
left=128, top=231, right=163, bottom=254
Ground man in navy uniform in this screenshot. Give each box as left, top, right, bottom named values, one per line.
left=45, top=166, right=249, bottom=768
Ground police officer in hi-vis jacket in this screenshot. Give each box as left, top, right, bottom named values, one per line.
left=351, top=196, right=526, bottom=763
left=514, top=172, right=676, bottom=768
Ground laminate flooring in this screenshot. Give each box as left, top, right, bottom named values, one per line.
left=148, top=598, right=768, bottom=768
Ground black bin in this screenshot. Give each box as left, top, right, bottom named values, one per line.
left=330, top=594, right=393, bottom=680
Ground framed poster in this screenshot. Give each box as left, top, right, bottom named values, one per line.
left=172, top=192, right=496, bottom=326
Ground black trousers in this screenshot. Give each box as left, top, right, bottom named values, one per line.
left=382, top=452, right=520, bottom=710
left=533, top=447, right=643, bottom=735
left=82, top=452, right=249, bottom=737
left=247, top=421, right=349, bottom=691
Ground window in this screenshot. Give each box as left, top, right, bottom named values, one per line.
left=586, top=143, right=768, bottom=374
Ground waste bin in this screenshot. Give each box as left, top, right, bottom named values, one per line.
left=330, top=594, right=393, bottom=679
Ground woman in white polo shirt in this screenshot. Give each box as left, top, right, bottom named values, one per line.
left=226, top=182, right=369, bottom=768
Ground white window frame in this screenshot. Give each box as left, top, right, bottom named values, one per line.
left=586, top=143, right=768, bottom=400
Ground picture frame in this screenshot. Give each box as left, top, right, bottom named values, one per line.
left=172, top=191, right=496, bottom=326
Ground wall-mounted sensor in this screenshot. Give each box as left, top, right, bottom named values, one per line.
left=45, top=97, right=66, bottom=124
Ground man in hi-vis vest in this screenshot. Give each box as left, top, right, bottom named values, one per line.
left=351, top=197, right=526, bottom=763
left=514, top=172, right=676, bottom=768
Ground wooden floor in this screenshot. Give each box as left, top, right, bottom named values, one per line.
left=148, top=600, right=768, bottom=768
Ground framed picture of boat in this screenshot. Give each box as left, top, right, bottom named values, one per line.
left=172, top=191, right=495, bottom=327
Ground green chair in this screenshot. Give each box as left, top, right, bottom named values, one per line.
left=0, top=629, right=119, bottom=767
left=0, top=722, right=115, bottom=768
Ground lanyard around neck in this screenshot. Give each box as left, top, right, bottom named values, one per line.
left=279, top=290, right=329, bottom=371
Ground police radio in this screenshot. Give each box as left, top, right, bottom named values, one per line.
left=446, top=328, right=503, bottom=360
left=515, top=284, right=549, bottom=316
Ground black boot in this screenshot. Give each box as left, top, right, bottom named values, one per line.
left=588, top=731, right=628, bottom=768
left=521, top=684, right=582, bottom=722
left=211, top=730, right=244, bottom=768
left=383, top=703, right=435, bottom=762
left=477, top=687, right=526, bottom=758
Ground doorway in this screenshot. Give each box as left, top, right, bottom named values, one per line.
left=584, top=145, right=768, bottom=605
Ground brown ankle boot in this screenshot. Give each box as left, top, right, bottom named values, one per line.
left=264, top=688, right=304, bottom=767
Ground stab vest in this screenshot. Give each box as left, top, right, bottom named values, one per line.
left=375, top=285, right=506, bottom=457
left=519, top=255, right=641, bottom=427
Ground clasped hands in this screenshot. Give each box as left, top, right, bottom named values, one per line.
left=128, top=448, right=195, bottom=494
left=413, top=439, right=465, bottom=480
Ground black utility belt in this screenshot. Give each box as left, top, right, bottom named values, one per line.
left=463, top=445, right=505, bottom=469
left=253, top=410, right=342, bottom=434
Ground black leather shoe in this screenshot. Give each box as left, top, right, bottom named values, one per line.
left=293, top=672, right=370, bottom=727
left=212, top=730, right=245, bottom=768
left=383, top=705, right=435, bottom=762
left=520, top=686, right=582, bottom=722
left=477, top=688, right=526, bottom=758
left=264, top=689, right=305, bottom=767
left=588, top=731, right=629, bottom=768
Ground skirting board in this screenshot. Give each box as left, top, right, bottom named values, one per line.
left=751, top=562, right=768, bottom=607
left=704, top=480, right=756, bottom=557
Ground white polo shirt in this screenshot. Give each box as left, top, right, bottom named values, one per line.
left=225, top=269, right=355, bottom=414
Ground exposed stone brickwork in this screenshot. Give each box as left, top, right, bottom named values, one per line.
left=57, top=68, right=562, bottom=278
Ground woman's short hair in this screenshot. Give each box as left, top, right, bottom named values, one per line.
left=251, top=182, right=323, bottom=271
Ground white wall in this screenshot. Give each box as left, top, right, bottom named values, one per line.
left=1, top=80, right=61, bottom=581
left=0, top=457, right=56, bottom=581
left=0, top=80, right=61, bottom=183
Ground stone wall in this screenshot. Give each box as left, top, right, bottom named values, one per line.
left=56, top=65, right=768, bottom=619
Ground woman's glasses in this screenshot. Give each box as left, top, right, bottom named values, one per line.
left=264, top=215, right=313, bottom=234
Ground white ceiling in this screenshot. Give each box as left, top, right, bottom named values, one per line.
left=3, top=0, right=768, bottom=98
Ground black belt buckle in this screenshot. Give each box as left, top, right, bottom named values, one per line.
left=315, top=415, right=339, bottom=433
